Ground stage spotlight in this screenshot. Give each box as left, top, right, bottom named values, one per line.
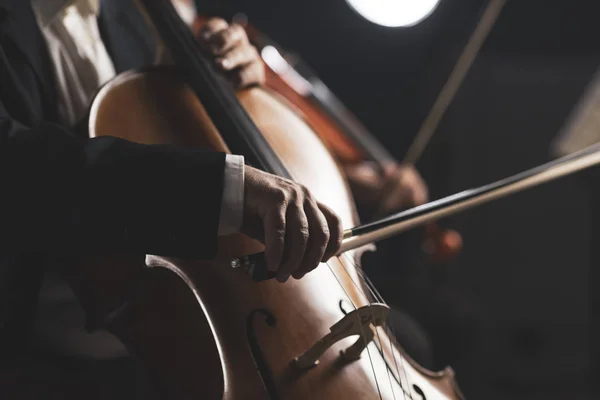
left=346, top=0, right=441, bottom=27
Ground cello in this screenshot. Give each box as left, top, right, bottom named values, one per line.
left=66, top=0, right=464, bottom=399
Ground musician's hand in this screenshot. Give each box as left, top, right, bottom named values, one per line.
left=198, top=18, right=265, bottom=89
left=241, top=166, right=343, bottom=282
left=345, top=162, right=429, bottom=217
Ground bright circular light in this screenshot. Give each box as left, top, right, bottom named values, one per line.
left=346, top=0, right=441, bottom=27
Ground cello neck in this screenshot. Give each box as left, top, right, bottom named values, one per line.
left=137, top=0, right=290, bottom=178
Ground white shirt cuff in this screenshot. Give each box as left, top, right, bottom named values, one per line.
left=218, top=155, right=245, bottom=236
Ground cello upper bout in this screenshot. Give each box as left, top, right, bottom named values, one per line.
left=89, top=67, right=230, bottom=151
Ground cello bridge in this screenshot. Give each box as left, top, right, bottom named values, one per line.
left=293, top=303, right=390, bottom=370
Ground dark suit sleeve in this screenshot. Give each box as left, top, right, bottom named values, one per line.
left=0, top=105, right=226, bottom=259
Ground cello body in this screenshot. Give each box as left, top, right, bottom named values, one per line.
left=68, top=67, right=464, bottom=399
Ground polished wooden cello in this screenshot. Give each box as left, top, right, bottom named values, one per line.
left=66, top=0, right=464, bottom=399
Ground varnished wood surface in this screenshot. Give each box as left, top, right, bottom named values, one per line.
left=75, top=68, right=463, bottom=399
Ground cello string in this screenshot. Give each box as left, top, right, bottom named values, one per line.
left=323, top=258, right=386, bottom=399
left=335, top=251, right=400, bottom=399
left=351, top=256, right=425, bottom=379
left=340, top=253, right=400, bottom=400
left=351, top=259, right=411, bottom=383
left=341, top=252, right=412, bottom=399
left=344, top=254, right=408, bottom=399
left=346, top=256, right=405, bottom=377
left=351, top=257, right=420, bottom=400
left=336, top=252, right=411, bottom=399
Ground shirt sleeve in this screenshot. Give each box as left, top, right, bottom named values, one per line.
left=218, top=155, right=245, bottom=236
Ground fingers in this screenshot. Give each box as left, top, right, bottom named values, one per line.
left=216, top=45, right=258, bottom=71
left=278, top=193, right=342, bottom=282
left=198, top=18, right=265, bottom=88
left=230, top=61, right=265, bottom=89
left=292, top=198, right=329, bottom=280
left=318, top=202, right=343, bottom=261
left=198, top=18, right=229, bottom=43
left=216, top=46, right=265, bottom=88
left=241, top=167, right=342, bottom=283
left=199, top=20, right=248, bottom=56
left=277, top=201, right=309, bottom=282
left=264, top=187, right=341, bottom=283
left=263, top=206, right=287, bottom=274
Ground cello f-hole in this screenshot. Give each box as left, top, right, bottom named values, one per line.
left=246, top=309, right=281, bottom=400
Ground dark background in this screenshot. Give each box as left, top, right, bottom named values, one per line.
left=199, top=0, right=600, bottom=398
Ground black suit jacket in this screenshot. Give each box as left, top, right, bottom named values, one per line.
left=0, top=0, right=226, bottom=355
